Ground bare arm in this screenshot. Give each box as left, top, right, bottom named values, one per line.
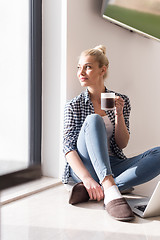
left=66, top=150, right=104, bottom=201
left=115, top=97, right=130, bottom=149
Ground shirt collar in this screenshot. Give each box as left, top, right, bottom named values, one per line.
left=84, top=88, right=91, bottom=104
left=84, top=87, right=109, bottom=104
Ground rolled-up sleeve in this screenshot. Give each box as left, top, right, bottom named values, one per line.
left=63, top=103, right=78, bottom=155
left=123, top=95, right=131, bottom=134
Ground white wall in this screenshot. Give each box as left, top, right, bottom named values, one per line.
left=43, top=0, right=160, bottom=194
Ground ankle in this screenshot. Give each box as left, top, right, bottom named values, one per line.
left=102, top=175, right=116, bottom=191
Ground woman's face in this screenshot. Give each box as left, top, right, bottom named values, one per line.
left=77, top=55, right=106, bottom=88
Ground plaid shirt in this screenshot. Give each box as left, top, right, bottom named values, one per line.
left=62, top=87, right=131, bottom=184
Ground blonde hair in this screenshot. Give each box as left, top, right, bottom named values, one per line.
left=80, top=45, right=109, bottom=79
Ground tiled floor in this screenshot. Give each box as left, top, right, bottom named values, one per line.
left=1, top=184, right=160, bottom=240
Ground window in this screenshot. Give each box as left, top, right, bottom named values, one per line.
left=0, top=0, right=42, bottom=190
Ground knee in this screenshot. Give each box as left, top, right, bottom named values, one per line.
left=85, top=114, right=105, bottom=129
left=152, top=147, right=160, bottom=155
left=156, top=147, right=160, bottom=157
left=151, top=147, right=160, bottom=164
left=86, top=114, right=103, bottom=125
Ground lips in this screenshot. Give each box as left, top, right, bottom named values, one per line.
left=80, top=77, right=88, bottom=82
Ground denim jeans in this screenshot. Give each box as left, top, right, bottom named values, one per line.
left=70, top=114, right=160, bottom=191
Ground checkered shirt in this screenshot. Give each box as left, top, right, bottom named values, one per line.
left=62, top=87, right=131, bottom=184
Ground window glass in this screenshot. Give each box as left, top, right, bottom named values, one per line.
left=0, top=0, right=29, bottom=174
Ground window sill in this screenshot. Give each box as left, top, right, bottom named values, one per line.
left=0, top=177, right=62, bottom=205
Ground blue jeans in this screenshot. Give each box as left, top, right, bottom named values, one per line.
left=70, top=114, right=160, bottom=191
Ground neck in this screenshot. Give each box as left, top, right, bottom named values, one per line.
left=88, top=85, right=106, bottom=102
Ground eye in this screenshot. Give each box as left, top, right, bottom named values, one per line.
left=86, top=65, right=91, bottom=69
left=77, top=66, right=81, bottom=70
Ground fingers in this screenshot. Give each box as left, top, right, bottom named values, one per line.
left=95, top=187, right=104, bottom=201
left=83, top=177, right=104, bottom=201
left=115, top=96, right=124, bottom=107
left=115, top=96, right=124, bottom=115
left=87, top=185, right=104, bottom=202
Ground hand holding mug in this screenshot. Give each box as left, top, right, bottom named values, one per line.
left=115, top=96, right=124, bottom=116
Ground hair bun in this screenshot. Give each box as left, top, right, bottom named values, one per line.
left=94, top=45, right=106, bottom=55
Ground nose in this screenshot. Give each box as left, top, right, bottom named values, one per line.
left=79, top=66, right=85, bottom=76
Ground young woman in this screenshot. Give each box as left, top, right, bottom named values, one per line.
left=62, top=45, right=160, bottom=221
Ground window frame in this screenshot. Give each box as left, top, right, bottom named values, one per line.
left=0, top=0, right=42, bottom=190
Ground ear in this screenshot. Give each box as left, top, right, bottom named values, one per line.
left=100, top=65, right=107, bottom=76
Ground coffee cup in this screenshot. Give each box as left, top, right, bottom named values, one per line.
left=101, top=92, right=115, bottom=110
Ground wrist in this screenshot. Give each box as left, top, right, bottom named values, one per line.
left=82, top=175, right=92, bottom=183
left=116, top=112, right=123, bottom=116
